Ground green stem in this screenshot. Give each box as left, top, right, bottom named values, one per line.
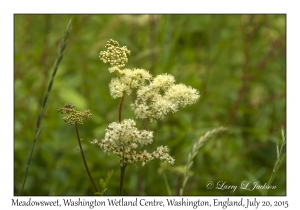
left=119, top=163, right=127, bottom=196
left=75, top=122, right=98, bottom=194
left=119, top=95, right=125, bottom=123
left=262, top=153, right=285, bottom=195
left=262, top=130, right=286, bottom=196
left=141, top=119, right=148, bottom=130
left=117, top=94, right=127, bottom=195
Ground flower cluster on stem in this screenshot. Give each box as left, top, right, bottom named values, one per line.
left=91, top=119, right=174, bottom=166
left=58, top=102, right=98, bottom=193
left=93, top=39, right=200, bottom=167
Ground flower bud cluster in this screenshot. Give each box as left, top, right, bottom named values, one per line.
left=91, top=119, right=174, bottom=166
left=58, top=102, right=92, bottom=125
left=99, top=39, right=130, bottom=69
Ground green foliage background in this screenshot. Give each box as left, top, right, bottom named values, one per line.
left=14, top=14, right=286, bottom=196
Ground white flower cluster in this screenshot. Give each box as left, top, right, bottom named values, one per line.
left=109, top=68, right=152, bottom=98
left=91, top=119, right=174, bottom=166
left=131, top=73, right=200, bottom=121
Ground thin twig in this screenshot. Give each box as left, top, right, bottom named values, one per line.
left=141, top=119, right=148, bottom=130
left=75, top=123, right=99, bottom=193
left=21, top=18, right=72, bottom=195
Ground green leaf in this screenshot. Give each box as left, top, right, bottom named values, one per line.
left=105, top=170, right=113, bottom=183
left=281, top=128, right=285, bottom=143
left=99, top=179, right=105, bottom=189
left=101, top=188, right=107, bottom=194
left=276, top=145, right=280, bottom=160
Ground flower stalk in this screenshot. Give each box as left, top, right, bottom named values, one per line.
left=58, top=103, right=98, bottom=194
left=119, top=95, right=125, bottom=123
left=119, top=163, right=127, bottom=195
left=75, top=122, right=98, bottom=193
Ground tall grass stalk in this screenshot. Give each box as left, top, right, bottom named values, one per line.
left=162, top=173, right=172, bottom=196
left=180, top=127, right=227, bottom=196
left=20, top=18, right=72, bottom=195
left=262, top=128, right=286, bottom=195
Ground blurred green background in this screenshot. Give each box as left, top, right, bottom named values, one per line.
left=14, top=14, right=286, bottom=196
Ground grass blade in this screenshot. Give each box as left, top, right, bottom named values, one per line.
left=162, top=173, right=172, bottom=196
left=262, top=128, right=286, bottom=196
left=180, top=127, right=227, bottom=196
left=20, top=18, right=72, bottom=195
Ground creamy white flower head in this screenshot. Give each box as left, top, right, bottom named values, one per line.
left=109, top=78, right=130, bottom=99
left=92, top=118, right=174, bottom=166
left=131, top=102, right=150, bottom=119
left=150, top=95, right=174, bottom=120
left=153, top=146, right=175, bottom=165
left=119, top=68, right=152, bottom=88
left=150, top=73, right=175, bottom=90
left=104, top=119, right=153, bottom=148
left=136, top=86, right=155, bottom=102
left=132, top=73, right=200, bottom=121
left=165, top=83, right=200, bottom=107
left=108, top=68, right=153, bottom=98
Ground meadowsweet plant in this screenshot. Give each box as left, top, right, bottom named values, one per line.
left=92, top=39, right=200, bottom=195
